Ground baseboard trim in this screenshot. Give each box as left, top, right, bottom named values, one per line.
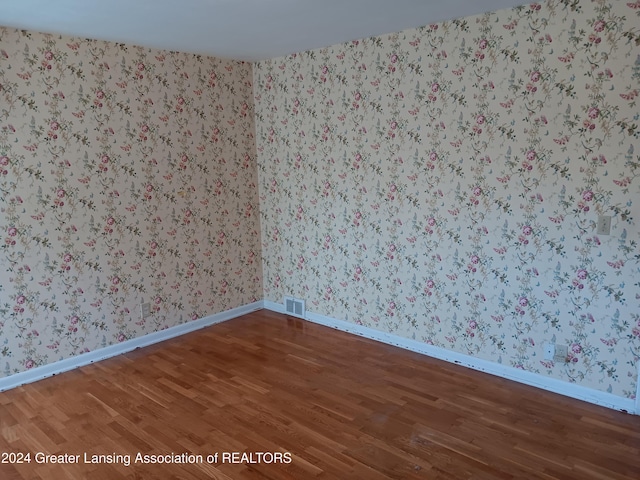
left=264, top=300, right=638, bottom=415
left=0, top=300, right=264, bottom=392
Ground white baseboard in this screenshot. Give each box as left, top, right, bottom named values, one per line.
left=264, top=300, right=638, bottom=415
left=0, top=300, right=264, bottom=392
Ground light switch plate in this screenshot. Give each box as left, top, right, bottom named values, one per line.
left=543, top=343, right=555, bottom=360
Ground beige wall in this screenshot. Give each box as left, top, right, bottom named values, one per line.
left=254, top=0, right=640, bottom=398
left=0, top=28, right=263, bottom=376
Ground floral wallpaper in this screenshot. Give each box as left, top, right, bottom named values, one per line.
left=0, top=28, right=262, bottom=377
left=254, top=0, right=640, bottom=398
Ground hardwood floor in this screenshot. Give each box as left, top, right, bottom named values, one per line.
left=0, top=309, right=638, bottom=479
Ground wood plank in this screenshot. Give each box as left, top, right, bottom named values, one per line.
left=0, top=310, right=638, bottom=479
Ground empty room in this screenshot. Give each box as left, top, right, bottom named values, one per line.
left=1, top=0, right=639, bottom=478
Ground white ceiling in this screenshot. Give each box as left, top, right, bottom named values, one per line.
left=1, top=0, right=531, bottom=61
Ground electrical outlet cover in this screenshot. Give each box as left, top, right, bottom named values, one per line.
left=554, top=344, right=568, bottom=362
left=597, top=215, right=611, bottom=235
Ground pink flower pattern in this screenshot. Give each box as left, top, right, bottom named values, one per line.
left=1, top=1, right=639, bottom=401
left=254, top=1, right=640, bottom=399
left=0, top=28, right=261, bottom=374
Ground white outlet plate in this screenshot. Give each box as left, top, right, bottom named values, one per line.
left=140, top=302, right=151, bottom=318
left=554, top=344, right=568, bottom=363
left=597, top=215, right=611, bottom=235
